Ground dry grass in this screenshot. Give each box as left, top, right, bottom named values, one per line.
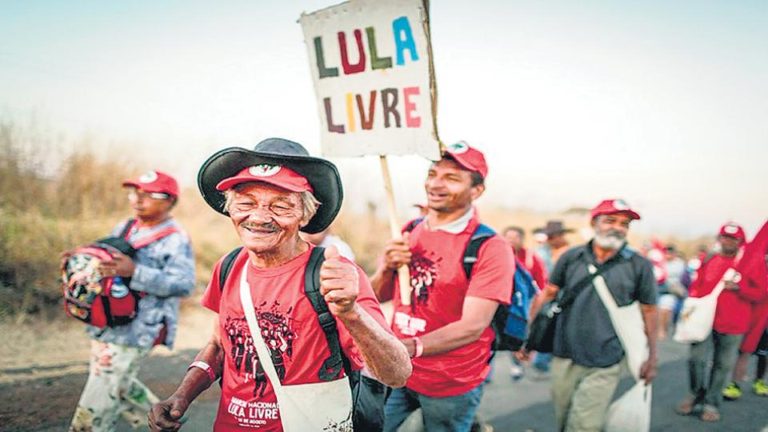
left=0, top=119, right=708, bottom=322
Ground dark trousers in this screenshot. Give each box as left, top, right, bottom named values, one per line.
left=688, top=330, right=743, bottom=408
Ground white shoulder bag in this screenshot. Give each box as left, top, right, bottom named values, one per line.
left=239, top=264, right=353, bottom=432
left=590, top=265, right=652, bottom=432
left=673, top=268, right=737, bottom=344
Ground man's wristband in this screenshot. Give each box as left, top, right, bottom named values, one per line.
left=188, top=360, right=216, bottom=382
left=413, top=336, right=424, bottom=358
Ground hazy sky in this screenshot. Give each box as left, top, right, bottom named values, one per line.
left=1, top=0, right=766, bottom=237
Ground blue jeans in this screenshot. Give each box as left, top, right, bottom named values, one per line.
left=383, top=385, right=484, bottom=432
left=533, top=352, right=552, bottom=372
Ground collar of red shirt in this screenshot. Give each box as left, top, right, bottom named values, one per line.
left=423, top=207, right=475, bottom=234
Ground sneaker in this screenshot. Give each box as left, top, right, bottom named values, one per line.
left=722, top=382, right=742, bottom=401
left=510, top=364, right=524, bottom=381
left=753, top=379, right=768, bottom=396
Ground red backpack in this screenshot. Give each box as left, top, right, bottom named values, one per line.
left=61, top=219, right=179, bottom=328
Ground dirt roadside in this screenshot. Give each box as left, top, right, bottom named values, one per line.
left=0, top=298, right=217, bottom=430
left=0, top=298, right=394, bottom=430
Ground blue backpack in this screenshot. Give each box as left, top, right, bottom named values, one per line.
left=404, top=220, right=538, bottom=351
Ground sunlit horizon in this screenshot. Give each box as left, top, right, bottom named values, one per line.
left=2, top=0, right=766, bottom=238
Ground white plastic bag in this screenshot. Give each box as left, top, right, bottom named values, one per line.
left=604, top=382, right=652, bottom=432
left=673, top=268, right=735, bottom=343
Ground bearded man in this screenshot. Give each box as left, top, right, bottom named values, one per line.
left=528, top=199, right=658, bottom=432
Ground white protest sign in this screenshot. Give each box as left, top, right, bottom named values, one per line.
left=300, top=0, right=440, bottom=159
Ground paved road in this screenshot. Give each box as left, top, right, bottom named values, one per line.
left=3, top=339, right=767, bottom=431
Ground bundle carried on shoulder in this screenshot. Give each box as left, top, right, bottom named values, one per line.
left=61, top=219, right=178, bottom=328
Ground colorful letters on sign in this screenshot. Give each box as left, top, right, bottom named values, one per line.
left=313, top=17, right=422, bottom=134
left=300, top=0, right=439, bottom=159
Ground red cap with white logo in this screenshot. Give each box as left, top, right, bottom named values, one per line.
left=443, top=141, right=488, bottom=179
left=590, top=198, right=641, bottom=220
left=122, top=170, right=180, bottom=197
left=215, top=164, right=313, bottom=193
left=719, top=222, right=746, bottom=243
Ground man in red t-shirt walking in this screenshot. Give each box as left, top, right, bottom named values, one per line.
left=676, top=222, right=765, bottom=422
left=371, top=141, right=515, bottom=432
left=149, top=138, right=411, bottom=432
left=503, top=226, right=548, bottom=290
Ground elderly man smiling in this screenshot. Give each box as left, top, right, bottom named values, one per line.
left=149, top=138, right=411, bottom=432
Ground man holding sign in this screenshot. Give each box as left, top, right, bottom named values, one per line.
left=371, top=142, right=514, bottom=432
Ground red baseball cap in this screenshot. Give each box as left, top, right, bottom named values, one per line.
left=122, top=170, right=180, bottom=197
left=719, top=222, right=746, bottom=243
left=215, top=164, right=313, bottom=193
left=443, top=141, right=488, bottom=179
left=590, top=198, right=641, bottom=220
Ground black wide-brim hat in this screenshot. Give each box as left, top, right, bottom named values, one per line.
left=197, top=137, right=343, bottom=234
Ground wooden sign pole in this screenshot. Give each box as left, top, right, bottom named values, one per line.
left=379, top=155, right=411, bottom=305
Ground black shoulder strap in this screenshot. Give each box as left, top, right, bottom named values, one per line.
left=219, top=247, right=244, bottom=291
left=404, top=217, right=424, bottom=233
left=218, top=245, right=351, bottom=380
left=118, top=218, right=137, bottom=239
left=557, top=249, right=626, bottom=310
left=462, top=224, right=495, bottom=279
left=302, top=247, right=349, bottom=381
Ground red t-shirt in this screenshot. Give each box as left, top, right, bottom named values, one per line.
left=392, top=214, right=514, bottom=397
left=201, top=246, right=390, bottom=431
left=516, top=247, right=548, bottom=289
left=689, top=254, right=765, bottom=334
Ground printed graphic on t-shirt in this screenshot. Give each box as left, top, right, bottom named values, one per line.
left=224, top=303, right=298, bottom=398
left=394, top=311, right=427, bottom=336
left=225, top=396, right=279, bottom=428
left=409, top=250, right=441, bottom=304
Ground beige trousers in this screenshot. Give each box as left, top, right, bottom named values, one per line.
left=551, top=356, right=622, bottom=432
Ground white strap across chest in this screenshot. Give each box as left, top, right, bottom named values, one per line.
left=239, top=264, right=285, bottom=391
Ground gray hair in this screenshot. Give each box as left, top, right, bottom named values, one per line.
left=222, top=182, right=321, bottom=226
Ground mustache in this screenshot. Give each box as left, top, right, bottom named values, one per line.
left=240, top=221, right=280, bottom=233
left=602, top=229, right=626, bottom=239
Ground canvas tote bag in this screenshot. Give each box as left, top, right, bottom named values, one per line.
left=239, top=265, right=353, bottom=432
left=590, top=265, right=652, bottom=432
left=673, top=268, right=736, bottom=343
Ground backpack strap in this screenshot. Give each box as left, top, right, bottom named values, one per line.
left=219, top=247, right=244, bottom=292
left=215, top=245, right=352, bottom=382
left=403, top=217, right=424, bottom=233
left=405, top=218, right=495, bottom=279
left=301, top=247, right=349, bottom=381
left=557, top=246, right=629, bottom=310
left=130, top=225, right=180, bottom=249
left=119, top=218, right=138, bottom=239
left=462, top=224, right=495, bottom=278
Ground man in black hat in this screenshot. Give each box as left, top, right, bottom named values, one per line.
left=535, top=220, right=574, bottom=272
left=149, top=138, right=411, bottom=431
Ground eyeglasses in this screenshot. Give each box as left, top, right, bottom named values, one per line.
left=127, top=191, right=171, bottom=201
left=228, top=201, right=299, bottom=218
